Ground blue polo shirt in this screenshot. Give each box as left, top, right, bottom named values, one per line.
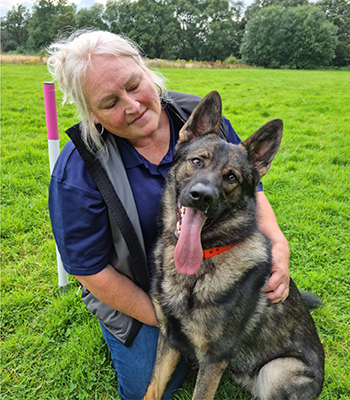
left=49, top=110, right=260, bottom=276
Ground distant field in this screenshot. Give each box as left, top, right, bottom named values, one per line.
left=1, top=54, right=48, bottom=65
left=1, top=65, right=349, bottom=399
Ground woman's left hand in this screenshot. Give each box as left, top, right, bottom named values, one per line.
left=256, top=191, right=290, bottom=304
left=264, top=240, right=290, bottom=303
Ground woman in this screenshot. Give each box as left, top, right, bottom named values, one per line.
left=47, top=30, right=290, bottom=400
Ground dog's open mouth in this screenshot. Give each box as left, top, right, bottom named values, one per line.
left=173, top=204, right=208, bottom=275
left=175, top=205, right=187, bottom=239
left=175, top=205, right=213, bottom=238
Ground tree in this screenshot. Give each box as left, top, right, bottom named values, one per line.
left=169, top=0, right=202, bottom=60
left=287, top=5, right=338, bottom=68
left=244, top=0, right=308, bottom=19
left=103, top=0, right=135, bottom=35
left=27, top=0, right=56, bottom=50
left=27, top=0, right=76, bottom=51
left=241, top=5, right=338, bottom=68
left=76, top=4, right=108, bottom=30
left=241, top=6, right=287, bottom=67
left=51, top=0, right=77, bottom=36
left=128, top=0, right=181, bottom=60
left=200, top=0, right=245, bottom=61
left=103, top=0, right=245, bottom=61
left=1, top=4, right=30, bottom=52
left=316, top=0, right=350, bottom=66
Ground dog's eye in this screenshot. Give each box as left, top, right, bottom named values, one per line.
left=226, top=173, right=237, bottom=183
left=190, top=158, right=202, bottom=167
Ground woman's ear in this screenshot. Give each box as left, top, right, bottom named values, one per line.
left=91, top=113, right=100, bottom=125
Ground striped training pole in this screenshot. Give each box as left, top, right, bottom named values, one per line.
left=43, top=82, right=69, bottom=290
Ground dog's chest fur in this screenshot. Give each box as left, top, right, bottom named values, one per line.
left=152, top=232, right=271, bottom=362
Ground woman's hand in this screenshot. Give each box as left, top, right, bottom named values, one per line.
left=256, top=191, right=290, bottom=304
left=264, top=240, right=290, bottom=303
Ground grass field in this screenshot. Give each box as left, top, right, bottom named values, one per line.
left=1, top=64, right=349, bottom=399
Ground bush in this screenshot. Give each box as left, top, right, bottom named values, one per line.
left=224, top=55, right=241, bottom=64
left=241, top=5, right=338, bottom=68
left=2, top=39, right=18, bottom=52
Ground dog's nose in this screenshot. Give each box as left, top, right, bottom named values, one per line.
left=189, top=183, right=217, bottom=212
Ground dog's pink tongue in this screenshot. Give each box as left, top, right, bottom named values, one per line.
left=174, top=207, right=207, bottom=275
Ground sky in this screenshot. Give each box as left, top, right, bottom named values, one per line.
left=1, top=0, right=85, bottom=16
left=1, top=0, right=77, bottom=16
left=1, top=0, right=256, bottom=17
left=1, top=0, right=86, bottom=6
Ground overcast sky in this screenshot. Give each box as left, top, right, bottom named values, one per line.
left=1, top=0, right=256, bottom=17
left=1, top=0, right=80, bottom=16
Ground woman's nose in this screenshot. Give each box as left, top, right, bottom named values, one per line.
left=124, top=93, right=140, bottom=114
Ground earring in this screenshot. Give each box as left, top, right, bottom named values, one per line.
left=155, top=83, right=162, bottom=98
left=98, top=125, right=105, bottom=135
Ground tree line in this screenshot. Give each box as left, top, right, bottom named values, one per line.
left=1, top=0, right=349, bottom=68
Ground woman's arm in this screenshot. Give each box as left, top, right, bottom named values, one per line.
left=256, top=191, right=290, bottom=303
left=74, top=264, right=159, bottom=327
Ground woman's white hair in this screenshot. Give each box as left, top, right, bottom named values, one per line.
left=47, top=29, right=167, bottom=153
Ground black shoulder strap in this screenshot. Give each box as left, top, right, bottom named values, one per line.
left=66, top=125, right=150, bottom=292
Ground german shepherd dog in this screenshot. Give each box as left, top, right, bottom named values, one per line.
left=145, top=91, right=325, bottom=400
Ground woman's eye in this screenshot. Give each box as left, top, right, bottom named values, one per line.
left=190, top=158, right=202, bottom=167
left=131, top=83, right=139, bottom=91
left=128, top=82, right=140, bottom=92
left=106, top=101, right=116, bottom=109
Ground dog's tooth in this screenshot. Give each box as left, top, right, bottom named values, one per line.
left=177, top=221, right=181, bottom=233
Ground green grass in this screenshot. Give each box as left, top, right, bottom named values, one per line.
left=1, top=65, right=349, bottom=399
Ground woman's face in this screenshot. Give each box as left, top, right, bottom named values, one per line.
left=83, top=55, right=162, bottom=141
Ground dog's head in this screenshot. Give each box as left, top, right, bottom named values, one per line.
left=177, top=91, right=282, bottom=179
left=169, top=91, right=283, bottom=275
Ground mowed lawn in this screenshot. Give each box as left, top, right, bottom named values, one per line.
left=1, top=64, right=349, bottom=399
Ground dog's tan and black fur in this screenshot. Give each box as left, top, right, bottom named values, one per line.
left=145, top=91, right=325, bottom=400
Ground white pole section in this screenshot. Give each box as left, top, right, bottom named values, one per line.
left=43, top=82, right=69, bottom=289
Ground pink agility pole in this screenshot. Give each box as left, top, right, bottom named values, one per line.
left=44, top=83, right=60, bottom=173
left=43, top=83, right=69, bottom=289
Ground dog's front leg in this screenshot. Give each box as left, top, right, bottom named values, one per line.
left=144, top=333, right=181, bottom=400
left=192, top=360, right=228, bottom=400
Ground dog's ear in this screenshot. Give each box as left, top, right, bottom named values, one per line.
left=242, top=119, right=283, bottom=178
left=179, top=91, right=222, bottom=143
